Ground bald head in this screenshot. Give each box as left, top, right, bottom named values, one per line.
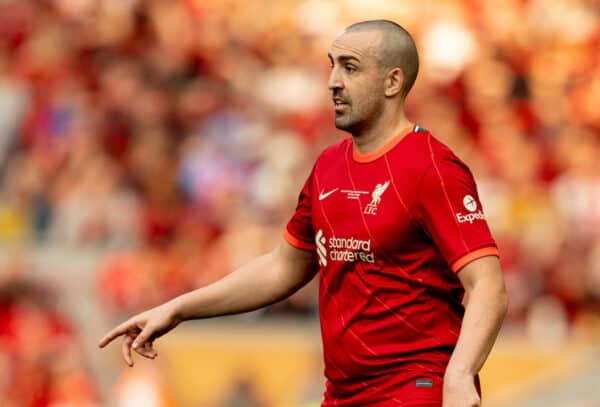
left=344, top=20, right=419, bottom=98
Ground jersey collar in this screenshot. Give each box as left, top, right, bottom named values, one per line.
left=352, top=124, right=415, bottom=163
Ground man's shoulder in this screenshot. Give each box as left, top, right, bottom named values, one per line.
left=410, top=126, right=474, bottom=183
left=315, top=137, right=352, bottom=164
left=402, top=125, right=460, bottom=162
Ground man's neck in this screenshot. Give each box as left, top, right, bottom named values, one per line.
left=352, top=110, right=412, bottom=154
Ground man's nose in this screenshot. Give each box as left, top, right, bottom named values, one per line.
left=328, top=67, right=343, bottom=91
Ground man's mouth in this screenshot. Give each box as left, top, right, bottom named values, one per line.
left=333, top=98, right=349, bottom=112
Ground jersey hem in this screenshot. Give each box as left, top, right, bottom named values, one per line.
left=451, top=246, right=499, bottom=273
left=283, top=228, right=316, bottom=251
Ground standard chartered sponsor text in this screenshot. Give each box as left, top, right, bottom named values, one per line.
left=328, top=236, right=371, bottom=251
left=328, top=235, right=375, bottom=264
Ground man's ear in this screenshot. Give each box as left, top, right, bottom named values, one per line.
left=384, top=67, right=404, bottom=97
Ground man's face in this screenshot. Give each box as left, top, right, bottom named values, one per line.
left=328, top=30, right=386, bottom=133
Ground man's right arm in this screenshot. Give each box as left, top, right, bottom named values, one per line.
left=98, top=240, right=318, bottom=365
left=174, top=240, right=318, bottom=320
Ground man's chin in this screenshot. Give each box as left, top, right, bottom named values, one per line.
left=334, top=117, right=353, bottom=131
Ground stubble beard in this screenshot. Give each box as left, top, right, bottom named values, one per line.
left=335, top=95, right=384, bottom=137
left=334, top=108, right=356, bottom=132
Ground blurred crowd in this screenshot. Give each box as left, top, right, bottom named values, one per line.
left=0, top=0, right=599, bottom=405
left=0, top=257, right=99, bottom=406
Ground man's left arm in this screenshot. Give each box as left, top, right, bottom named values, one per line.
left=443, top=255, right=508, bottom=407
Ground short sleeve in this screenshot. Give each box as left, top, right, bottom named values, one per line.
left=415, top=150, right=498, bottom=273
left=284, top=167, right=316, bottom=251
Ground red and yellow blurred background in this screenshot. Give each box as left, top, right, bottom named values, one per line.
left=0, top=0, right=599, bottom=406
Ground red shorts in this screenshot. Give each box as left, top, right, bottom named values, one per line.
left=323, top=373, right=481, bottom=406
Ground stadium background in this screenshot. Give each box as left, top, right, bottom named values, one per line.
left=0, top=0, right=599, bottom=406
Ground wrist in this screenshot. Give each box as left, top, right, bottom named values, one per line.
left=166, top=296, right=186, bottom=323
left=445, top=363, right=476, bottom=378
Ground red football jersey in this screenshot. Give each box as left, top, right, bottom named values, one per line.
left=284, top=125, right=498, bottom=405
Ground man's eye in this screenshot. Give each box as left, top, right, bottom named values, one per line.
left=345, top=65, right=356, bottom=73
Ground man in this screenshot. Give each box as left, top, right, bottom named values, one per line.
left=99, top=20, right=507, bottom=406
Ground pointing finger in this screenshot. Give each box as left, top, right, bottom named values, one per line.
left=99, top=319, right=138, bottom=348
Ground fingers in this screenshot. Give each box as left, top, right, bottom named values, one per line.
left=145, top=341, right=158, bottom=358
left=99, top=319, right=138, bottom=348
left=132, top=324, right=155, bottom=351
left=134, top=341, right=158, bottom=360
left=122, top=333, right=157, bottom=366
left=122, top=334, right=135, bottom=366
left=100, top=315, right=160, bottom=367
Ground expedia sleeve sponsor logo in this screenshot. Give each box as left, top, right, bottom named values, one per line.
left=456, top=211, right=486, bottom=224
left=456, top=194, right=486, bottom=224
left=314, top=230, right=375, bottom=266
left=463, top=194, right=477, bottom=212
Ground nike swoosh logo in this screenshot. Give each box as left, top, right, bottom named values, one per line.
left=319, top=188, right=338, bottom=201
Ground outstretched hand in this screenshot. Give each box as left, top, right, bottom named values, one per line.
left=98, top=302, right=181, bottom=366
